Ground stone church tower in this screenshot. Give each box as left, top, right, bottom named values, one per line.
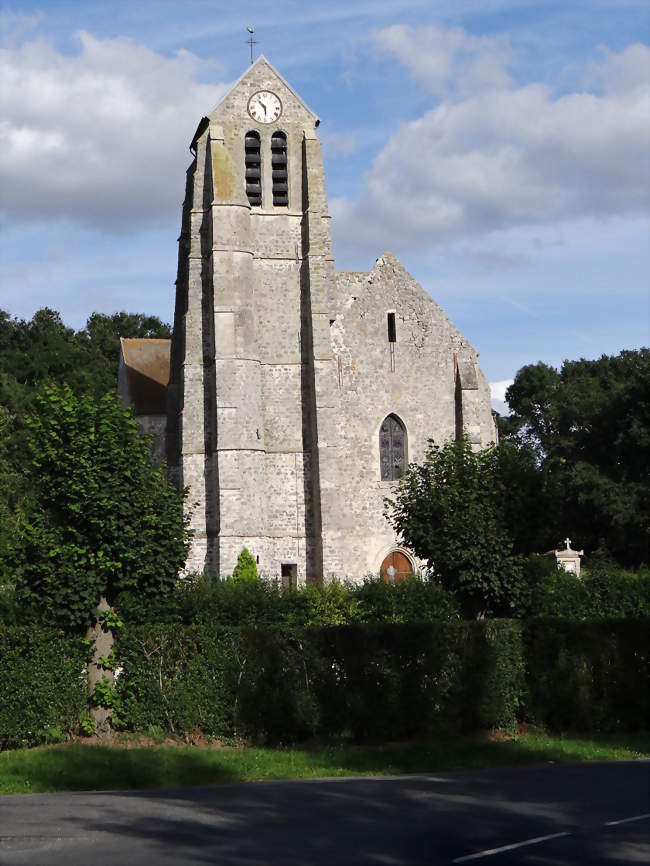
left=122, top=57, right=496, bottom=583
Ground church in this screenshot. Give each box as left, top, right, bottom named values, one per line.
left=118, top=57, right=496, bottom=584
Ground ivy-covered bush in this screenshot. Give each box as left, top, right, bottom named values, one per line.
left=523, top=619, right=649, bottom=731
left=114, top=625, right=238, bottom=737
left=0, top=627, right=90, bottom=749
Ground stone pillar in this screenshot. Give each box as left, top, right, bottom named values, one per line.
left=208, top=124, right=265, bottom=578
left=300, top=131, right=342, bottom=581
left=170, top=129, right=215, bottom=572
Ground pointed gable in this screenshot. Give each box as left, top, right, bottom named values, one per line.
left=208, top=55, right=319, bottom=128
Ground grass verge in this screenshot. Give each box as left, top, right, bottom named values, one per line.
left=1, top=731, right=648, bottom=796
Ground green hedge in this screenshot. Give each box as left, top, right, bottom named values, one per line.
left=114, top=576, right=460, bottom=628
left=2, top=619, right=647, bottom=750
left=523, top=619, right=649, bottom=732
left=114, top=621, right=524, bottom=742
left=530, top=565, right=650, bottom=620
left=0, top=627, right=90, bottom=749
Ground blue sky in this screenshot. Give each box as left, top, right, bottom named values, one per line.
left=1, top=1, right=648, bottom=409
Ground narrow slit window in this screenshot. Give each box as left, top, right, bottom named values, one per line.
left=387, top=312, right=396, bottom=343
left=245, top=131, right=262, bottom=206
left=271, top=131, right=288, bottom=207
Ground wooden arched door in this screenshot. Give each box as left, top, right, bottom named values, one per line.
left=380, top=550, right=413, bottom=583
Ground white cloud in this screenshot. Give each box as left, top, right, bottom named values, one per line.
left=489, top=378, right=514, bottom=415
left=372, top=23, right=513, bottom=96
left=320, top=130, right=359, bottom=157
left=333, top=29, right=650, bottom=255
left=0, top=32, right=228, bottom=229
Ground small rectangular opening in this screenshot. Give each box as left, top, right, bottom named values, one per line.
left=387, top=312, right=396, bottom=343
left=281, top=563, right=297, bottom=590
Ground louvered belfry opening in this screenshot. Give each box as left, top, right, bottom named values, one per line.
left=245, top=131, right=262, bottom=206
left=271, top=131, right=288, bottom=206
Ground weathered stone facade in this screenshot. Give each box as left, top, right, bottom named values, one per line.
left=160, top=56, right=496, bottom=582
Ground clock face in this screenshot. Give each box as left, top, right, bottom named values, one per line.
left=247, top=90, right=282, bottom=124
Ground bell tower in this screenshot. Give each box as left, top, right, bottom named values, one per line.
left=167, top=57, right=341, bottom=582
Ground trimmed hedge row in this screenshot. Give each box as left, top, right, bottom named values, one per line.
left=114, top=621, right=524, bottom=742
left=525, top=619, right=649, bottom=732
left=0, top=627, right=90, bottom=749
left=1, top=620, right=647, bottom=749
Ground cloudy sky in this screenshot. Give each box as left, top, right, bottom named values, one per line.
left=1, top=1, right=648, bottom=411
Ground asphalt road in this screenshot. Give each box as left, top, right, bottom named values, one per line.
left=0, top=761, right=648, bottom=865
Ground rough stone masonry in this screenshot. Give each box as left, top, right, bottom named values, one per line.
left=120, top=57, right=496, bottom=584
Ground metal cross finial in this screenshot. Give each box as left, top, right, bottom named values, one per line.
left=564, top=537, right=572, bottom=549
left=246, top=26, right=257, bottom=65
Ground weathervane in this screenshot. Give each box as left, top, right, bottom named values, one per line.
left=246, top=26, right=257, bottom=65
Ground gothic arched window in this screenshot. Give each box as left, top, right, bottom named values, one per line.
left=379, top=414, right=407, bottom=481
left=245, top=131, right=262, bottom=206
left=271, top=131, right=288, bottom=206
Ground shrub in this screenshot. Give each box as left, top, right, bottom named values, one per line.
left=115, top=574, right=459, bottom=629
left=0, top=627, right=90, bottom=749
left=231, top=548, right=259, bottom=584
left=583, top=564, right=650, bottom=618
left=355, top=576, right=460, bottom=624
left=531, top=563, right=650, bottom=620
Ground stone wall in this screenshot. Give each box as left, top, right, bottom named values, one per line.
left=328, top=253, right=496, bottom=579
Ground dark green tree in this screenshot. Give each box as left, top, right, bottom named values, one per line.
left=500, top=349, right=650, bottom=565
left=0, top=406, right=23, bottom=589
left=386, top=438, right=523, bottom=618
left=0, top=308, right=171, bottom=410
left=15, top=386, right=190, bottom=630
left=81, top=311, right=172, bottom=396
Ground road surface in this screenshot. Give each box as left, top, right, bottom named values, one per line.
left=0, top=761, right=648, bottom=864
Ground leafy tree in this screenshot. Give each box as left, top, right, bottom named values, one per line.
left=15, top=385, right=190, bottom=631
left=386, top=438, right=523, bottom=619
left=0, top=307, right=171, bottom=410
left=500, top=349, right=650, bottom=565
left=0, top=309, right=172, bottom=574
left=81, top=311, right=172, bottom=396
left=231, top=547, right=260, bottom=583
left=496, top=441, right=561, bottom=555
